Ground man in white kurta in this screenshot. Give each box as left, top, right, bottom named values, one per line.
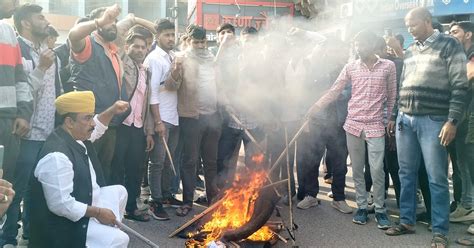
left=34, top=91, right=130, bottom=248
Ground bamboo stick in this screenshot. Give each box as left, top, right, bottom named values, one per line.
left=117, top=222, right=159, bottom=248
left=169, top=198, right=225, bottom=238
left=161, top=136, right=177, bottom=176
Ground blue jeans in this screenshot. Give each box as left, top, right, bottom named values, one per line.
left=396, top=113, right=449, bottom=235
left=1, top=140, right=44, bottom=245
left=149, top=122, right=180, bottom=201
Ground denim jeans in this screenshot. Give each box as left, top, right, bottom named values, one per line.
left=397, top=113, right=450, bottom=235
left=148, top=122, right=179, bottom=202
left=346, top=131, right=386, bottom=213
left=456, top=120, right=474, bottom=209
left=1, top=140, right=44, bottom=246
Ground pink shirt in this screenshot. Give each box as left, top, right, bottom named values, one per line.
left=123, top=65, right=147, bottom=128
left=326, top=58, right=397, bottom=138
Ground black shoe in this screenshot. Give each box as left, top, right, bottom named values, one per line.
left=163, top=197, right=183, bottom=208
left=149, top=202, right=170, bottom=221
left=194, top=195, right=208, bottom=206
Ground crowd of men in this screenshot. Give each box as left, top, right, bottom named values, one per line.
left=0, top=0, right=473, bottom=247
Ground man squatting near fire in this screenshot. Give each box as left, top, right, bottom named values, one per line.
left=2, top=0, right=474, bottom=247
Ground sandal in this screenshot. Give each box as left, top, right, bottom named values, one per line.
left=456, top=237, right=474, bottom=247
left=385, top=224, right=415, bottom=236
left=431, top=233, right=448, bottom=248
left=176, top=205, right=192, bottom=217
left=125, top=210, right=151, bottom=222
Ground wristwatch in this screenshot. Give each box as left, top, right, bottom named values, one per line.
left=448, top=118, right=458, bottom=126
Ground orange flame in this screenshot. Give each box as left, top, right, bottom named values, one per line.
left=251, top=153, right=265, bottom=165
left=187, top=170, right=274, bottom=246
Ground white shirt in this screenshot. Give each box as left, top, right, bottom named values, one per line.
left=34, top=115, right=107, bottom=222
left=144, top=46, right=179, bottom=126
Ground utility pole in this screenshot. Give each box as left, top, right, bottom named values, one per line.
left=174, top=0, right=179, bottom=46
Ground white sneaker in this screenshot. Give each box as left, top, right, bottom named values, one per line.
left=468, top=224, right=474, bottom=235
left=17, top=236, right=28, bottom=246
left=327, top=191, right=333, bottom=198
left=297, top=196, right=318, bottom=210
left=331, top=200, right=353, bottom=214
left=141, top=186, right=151, bottom=197
left=416, top=190, right=424, bottom=208
left=3, top=244, right=17, bottom=248
left=367, top=192, right=374, bottom=205
left=450, top=206, right=474, bottom=222
left=136, top=197, right=149, bottom=211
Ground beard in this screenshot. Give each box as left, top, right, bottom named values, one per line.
left=98, top=28, right=117, bottom=42
left=32, top=26, right=48, bottom=40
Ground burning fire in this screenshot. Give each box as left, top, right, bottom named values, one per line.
left=187, top=153, right=274, bottom=246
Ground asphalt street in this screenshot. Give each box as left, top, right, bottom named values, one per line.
left=125, top=164, right=470, bottom=248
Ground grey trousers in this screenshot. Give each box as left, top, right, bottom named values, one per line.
left=148, top=122, right=180, bottom=202
left=346, top=131, right=386, bottom=213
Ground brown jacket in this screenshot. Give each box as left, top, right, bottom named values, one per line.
left=164, top=51, right=215, bottom=118
left=122, top=54, right=154, bottom=135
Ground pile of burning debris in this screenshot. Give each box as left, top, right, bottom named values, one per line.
left=169, top=156, right=294, bottom=247
left=185, top=170, right=280, bottom=247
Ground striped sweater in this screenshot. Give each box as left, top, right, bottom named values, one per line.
left=0, top=20, right=33, bottom=121
left=398, top=33, right=469, bottom=121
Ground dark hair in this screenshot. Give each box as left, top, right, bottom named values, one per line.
left=47, top=25, right=59, bottom=37
left=432, top=21, right=444, bottom=32
left=216, top=23, right=235, bottom=34
left=130, top=25, right=153, bottom=39
left=450, top=21, right=474, bottom=34
left=154, top=19, right=174, bottom=34
left=88, top=7, right=107, bottom=20
left=374, top=36, right=387, bottom=53
left=353, top=30, right=377, bottom=45
left=14, top=3, right=43, bottom=33
left=75, top=16, right=90, bottom=25
left=395, top=34, right=405, bottom=48
left=241, top=26, right=258, bottom=36
left=188, top=26, right=206, bottom=40
left=125, top=31, right=147, bottom=45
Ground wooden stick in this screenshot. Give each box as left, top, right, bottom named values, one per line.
left=161, top=136, right=177, bottom=176
left=269, top=119, right=309, bottom=175
left=229, top=241, right=241, bottom=248
left=270, top=229, right=288, bottom=244
left=227, top=114, right=281, bottom=197
left=117, top=222, right=159, bottom=248
left=284, top=127, right=295, bottom=245
left=260, top=179, right=288, bottom=190
left=228, top=113, right=265, bottom=153
left=169, top=198, right=225, bottom=238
